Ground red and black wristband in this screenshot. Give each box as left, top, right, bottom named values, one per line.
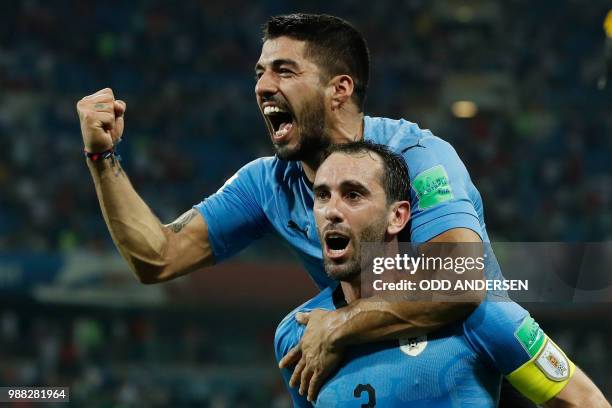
left=84, top=148, right=115, bottom=161
left=84, top=138, right=122, bottom=162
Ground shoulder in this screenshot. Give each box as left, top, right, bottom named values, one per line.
left=365, top=116, right=426, bottom=151
left=219, top=155, right=302, bottom=193
left=365, top=116, right=466, bottom=178
left=274, top=287, right=336, bottom=360
left=233, top=156, right=276, bottom=180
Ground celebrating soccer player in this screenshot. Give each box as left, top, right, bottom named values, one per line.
left=76, top=13, right=564, bottom=405
left=275, top=141, right=609, bottom=407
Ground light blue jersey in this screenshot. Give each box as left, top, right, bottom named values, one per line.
left=275, top=289, right=557, bottom=407
left=195, top=116, right=500, bottom=289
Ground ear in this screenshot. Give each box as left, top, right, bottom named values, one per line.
left=386, top=201, right=411, bottom=236
left=328, top=74, right=354, bottom=110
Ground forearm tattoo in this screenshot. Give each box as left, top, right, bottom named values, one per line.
left=167, top=209, right=197, bottom=233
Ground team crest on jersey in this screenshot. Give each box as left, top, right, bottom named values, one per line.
left=535, top=340, right=570, bottom=381
left=399, top=335, right=428, bottom=356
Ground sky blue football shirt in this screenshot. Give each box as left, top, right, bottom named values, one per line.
left=274, top=290, right=571, bottom=407
left=195, top=116, right=500, bottom=289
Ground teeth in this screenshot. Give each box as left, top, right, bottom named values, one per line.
left=263, top=106, right=287, bottom=115
left=275, top=128, right=289, bottom=137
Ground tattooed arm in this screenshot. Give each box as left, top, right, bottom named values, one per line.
left=87, top=158, right=214, bottom=283
left=87, top=157, right=214, bottom=283
left=79, top=88, right=213, bottom=284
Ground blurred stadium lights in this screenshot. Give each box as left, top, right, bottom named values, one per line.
left=451, top=100, right=478, bottom=118
left=442, top=73, right=517, bottom=114
left=1, top=2, right=611, bottom=404
left=432, top=0, right=500, bottom=24
left=455, top=5, right=475, bottom=23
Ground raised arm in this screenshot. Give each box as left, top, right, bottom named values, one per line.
left=78, top=88, right=214, bottom=283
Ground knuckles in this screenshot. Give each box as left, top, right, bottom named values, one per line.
left=76, top=88, right=116, bottom=107
left=76, top=89, right=124, bottom=141
left=101, top=87, right=114, bottom=97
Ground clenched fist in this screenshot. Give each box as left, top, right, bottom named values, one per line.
left=76, top=88, right=126, bottom=153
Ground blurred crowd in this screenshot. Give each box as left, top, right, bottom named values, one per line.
left=0, top=305, right=291, bottom=407
left=0, top=0, right=611, bottom=406
left=0, top=305, right=609, bottom=407
left=1, top=0, right=610, bottom=252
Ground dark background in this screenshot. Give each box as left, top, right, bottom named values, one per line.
left=0, top=0, right=610, bottom=406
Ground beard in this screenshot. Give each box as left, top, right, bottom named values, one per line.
left=323, top=217, right=388, bottom=282
left=274, top=91, right=330, bottom=162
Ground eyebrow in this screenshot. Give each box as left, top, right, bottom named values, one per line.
left=341, top=180, right=371, bottom=195
left=313, top=180, right=372, bottom=195
left=254, top=58, right=300, bottom=73
left=313, top=183, right=328, bottom=194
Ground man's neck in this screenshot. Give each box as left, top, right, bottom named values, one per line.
left=340, top=279, right=362, bottom=304
left=339, top=238, right=401, bottom=305
left=301, top=113, right=365, bottom=182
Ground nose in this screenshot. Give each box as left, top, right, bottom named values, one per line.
left=255, top=70, right=278, bottom=99
left=324, top=195, right=344, bottom=224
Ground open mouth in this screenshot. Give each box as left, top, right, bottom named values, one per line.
left=324, top=231, right=351, bottom=259
left=263, top=105, right=295, bottom=141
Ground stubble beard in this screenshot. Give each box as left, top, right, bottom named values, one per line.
left=324, top=217, right=388, bottom=283
left=274, top=91, right=330, bottom=163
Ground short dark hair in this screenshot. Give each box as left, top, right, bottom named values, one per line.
left=322, top=141, right=411, bottom=204
left=262, top=13, right=370, bottom=111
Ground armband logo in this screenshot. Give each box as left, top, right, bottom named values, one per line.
left=535, top=340, right=570, bottom=381
left=514, top=316, right=546, bottom=358
left=399, top=335, right=428, bottom=357
left=412, top=165, right=454, bottom=209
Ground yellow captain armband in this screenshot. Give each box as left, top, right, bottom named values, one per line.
left=506, top=316, right=575, bottom=404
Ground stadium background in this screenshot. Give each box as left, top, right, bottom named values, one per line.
left=0, top=0, right=610, bottom=406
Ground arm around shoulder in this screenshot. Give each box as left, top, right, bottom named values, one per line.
left=327, top=227, right=484, bottom=347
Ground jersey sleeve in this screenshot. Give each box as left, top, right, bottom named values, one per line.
left=274, top=313, right=313, bottom=408
left=463, top=299, right=576, bottom=404
left=403, top=133, right=483, bottom=243
left=193, top=158, right=272, bottom=262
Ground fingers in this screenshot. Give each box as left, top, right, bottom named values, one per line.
left=299, top=365, right=313, bottom=397
left=83, top=93, right=114, bottom=104
left=114, top=100, right=127, bottom=116
left=91, top=102, right=115, bottom=113
left=295, top=312, right=310, bottom=325
left=279, top=345, right=301, bottom=369
left=76, top=90, right=125, bottom=132
left=112, top=114, right=124, bottom=142
left=112, top=101, right=126, bottom=141
left=77, top=88, right=116, bottom=115
left=307, top=373, right=322, bottom=402
left=289, top=358, right=306, bottom=388
left=76, top=88, right=123, bottom=152
left=83, top=87, right=115, bottom=100
left=96, top=112, right=116, bottom=129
